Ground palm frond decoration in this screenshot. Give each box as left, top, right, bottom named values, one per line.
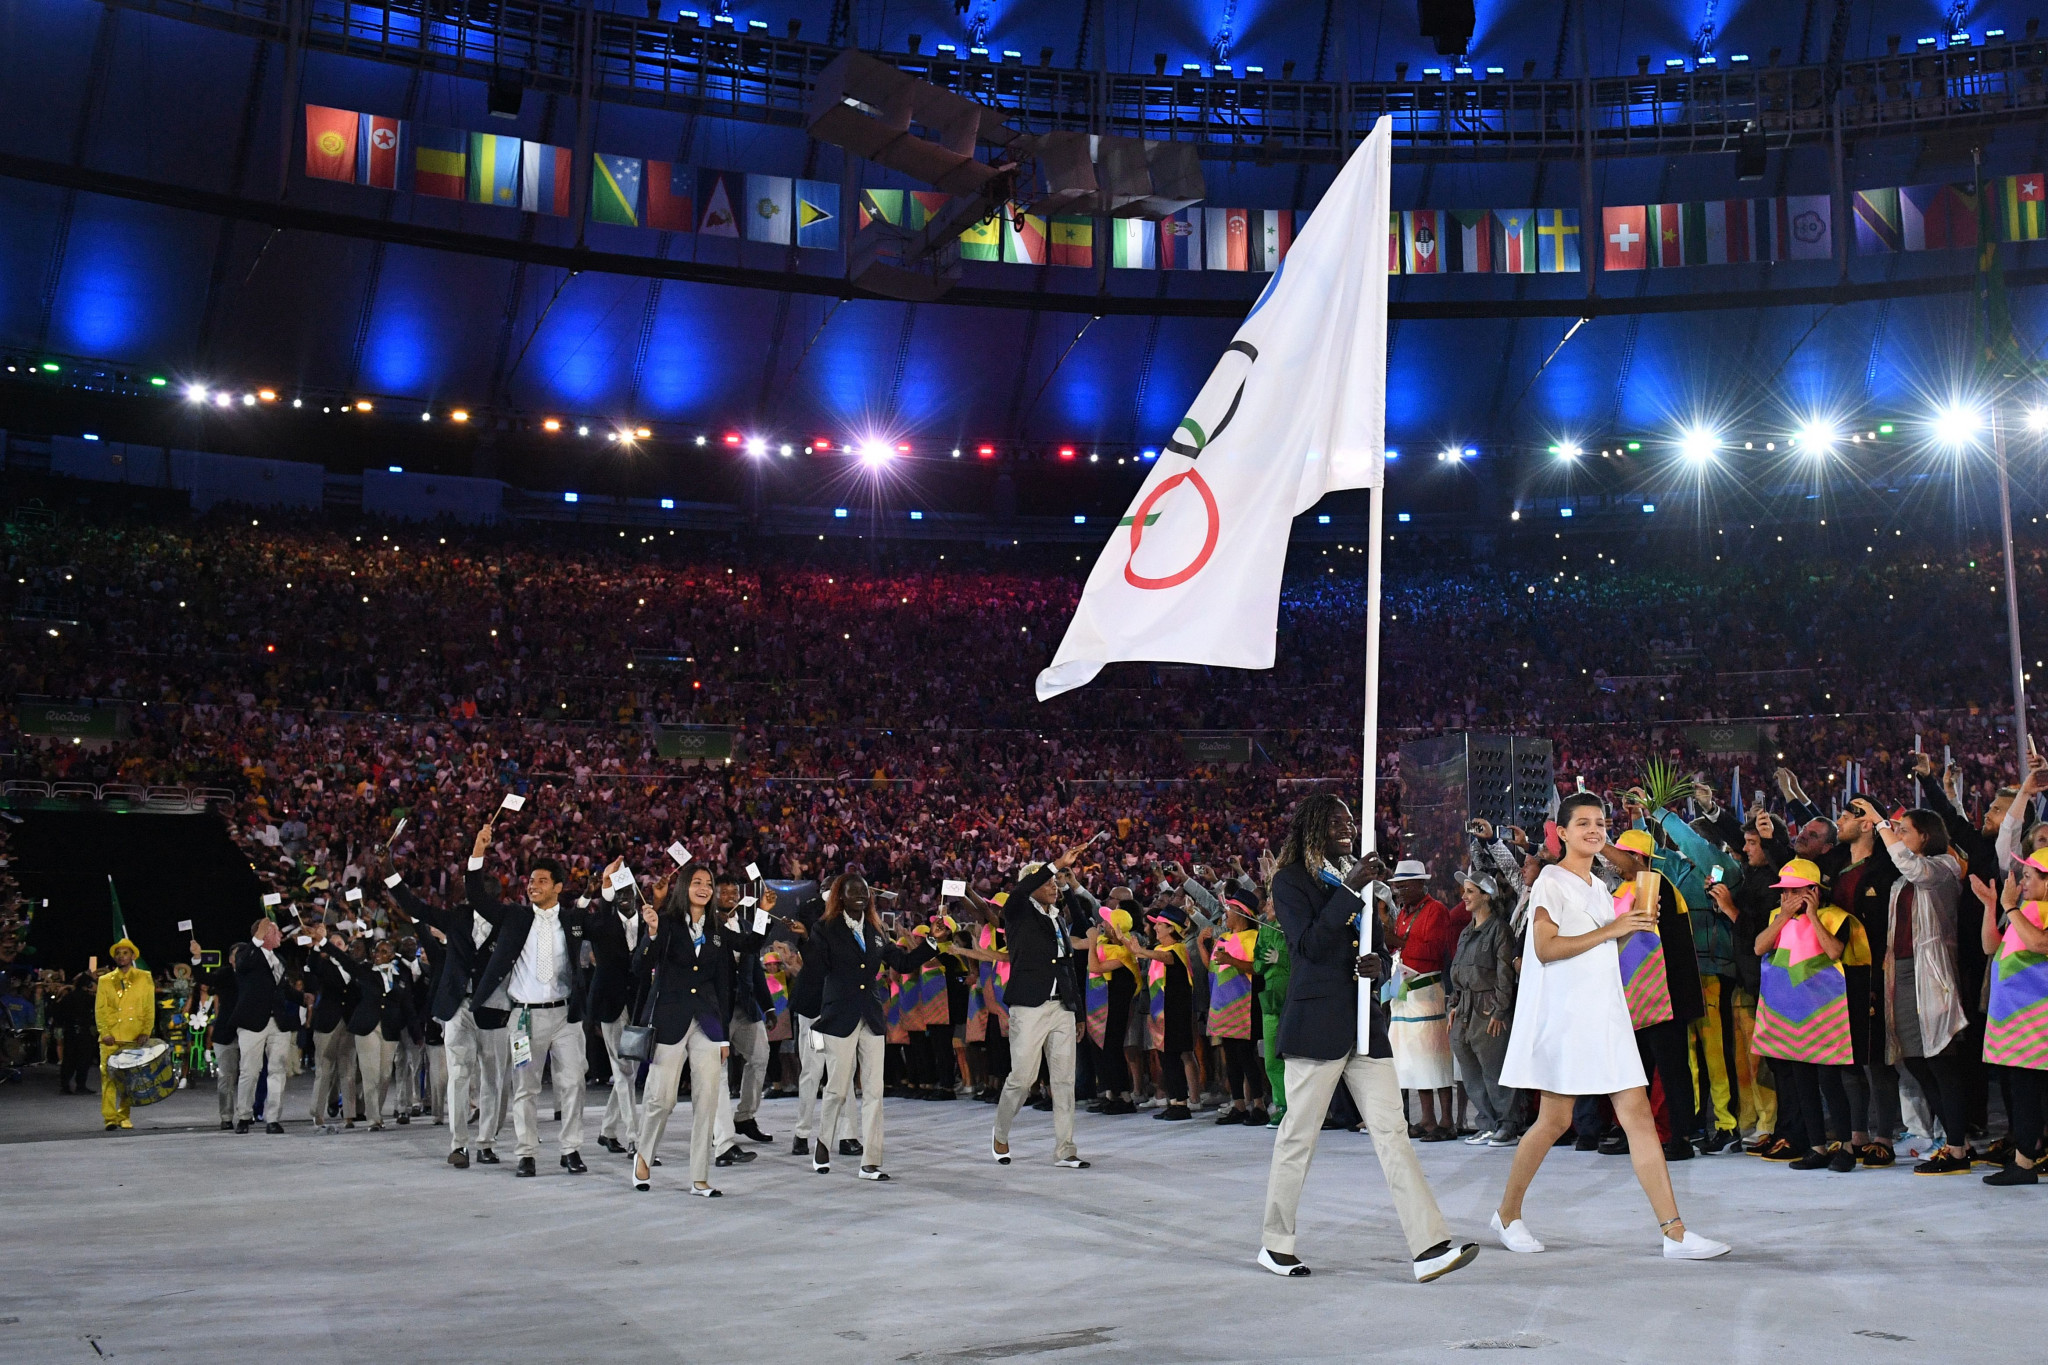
left=1640, top=757, right=1694, bottom=813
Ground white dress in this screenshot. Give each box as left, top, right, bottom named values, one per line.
left=1499, top=864, right=1647, bottom=1095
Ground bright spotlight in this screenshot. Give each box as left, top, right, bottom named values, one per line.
left=1932, top=404, right=1981, bottom=448
left=1549, top=442, right=1582, bottom=459
left=858, top=439, right=893, bottom=465
left=744, top=436, right=768, bottom=457
left=186, top=384, right=207, bottom=402
left=1795, top=421, right=1838, bottom=451
left=214, top=392, right=233, bottom=408
left=2026, top=407, right=2048, bottom=433
left=1679, top=428, right=1719, bottom=461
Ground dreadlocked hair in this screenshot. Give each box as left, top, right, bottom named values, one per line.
left=1278, top=793, right=1348, bottom=872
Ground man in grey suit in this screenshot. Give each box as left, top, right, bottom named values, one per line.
left=1256, top=793, right=1478, bottom=1284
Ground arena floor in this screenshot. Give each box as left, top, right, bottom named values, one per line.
left=3, top=1081, right=2037, bottom=1364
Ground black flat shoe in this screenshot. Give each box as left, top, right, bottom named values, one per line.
left=476, top=1148, right=500, bottom=1164
left=598, top=1136, right=626, bottom=1154
left=448, top=1148, right=470, bottom=1168
left=837, top=1138, right=863, bottom=1157
left=736, top=1119, right=773, bottom=1143
left=791, top=1136, right=810, bottom=1156
left=561, top=1151, right=588, bottom=1174
left=1215, top=1108, right=1246, bottom=1126
left=265, top=1122, right=285, bottom=1134
left=235, top=1119, right=251, bottom=1134
left=515, top=1157, right=537, bottom=1177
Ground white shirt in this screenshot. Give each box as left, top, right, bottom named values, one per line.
left=508, top=903, right=573, bottom=1005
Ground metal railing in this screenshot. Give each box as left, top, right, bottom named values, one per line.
left=99, top=0, right=2048, bottom=160
left=0, top=780, right=234, bottom=810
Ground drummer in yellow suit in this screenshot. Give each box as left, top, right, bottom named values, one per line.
left=97, top=938, right=155, bottom=1130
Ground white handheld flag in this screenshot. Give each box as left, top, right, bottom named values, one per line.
left=1037, top=119, right=1393, bottom=699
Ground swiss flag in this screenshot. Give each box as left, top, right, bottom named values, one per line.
left=1602, top=205, right=1648, bottom=271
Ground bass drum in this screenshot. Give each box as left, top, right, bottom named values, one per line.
left=108, top=1040, right=176, bottom=1106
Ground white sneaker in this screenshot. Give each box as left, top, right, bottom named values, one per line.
left=1662, top=1229, right=1731, bottom=1260
left=1490, top=1209, right=1545, bottom=1253
left=1413, top=1241, right=1479, bottom=1282
left=1463, top=1128, right=1496, bottom=1145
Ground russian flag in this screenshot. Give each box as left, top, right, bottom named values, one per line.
left=519, top=142, right=572, bottom=216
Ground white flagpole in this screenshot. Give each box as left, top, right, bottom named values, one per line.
left=1360, top=485, right=1384, bottom=926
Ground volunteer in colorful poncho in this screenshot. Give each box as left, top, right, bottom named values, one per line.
left=1751, top=859, right=1870, bottom=1172
left=1969, top=848, right=2048, bottom=1186
left=1601, top=829, right=1707, bottom=1160
left=1085, top=897, right=1144, bottom=1114
left=1202, top=888, right=1271, bottom=1127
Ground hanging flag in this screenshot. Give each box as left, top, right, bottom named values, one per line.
left=958, top=213, right=1001, bottom=260
left=1853, top=188, right=1903, bottom=253
left=1601, top=206, right=1648, bottom=271
left=304, top=105, right=358, bottom=183
left=517, top=142, right=571, bottom=216
left=1751, top=198, right=1784, bottom=261
left=466, top=132, right=521, bottom=206
left=1049, top=215, right=1094, bottom=266
left=1446, top=209, right=1491, bottom=272
left=589, top=153, right=643, bottom=226
left=1674, top=201, right=1709, bottom=265
left=1536, top=208, right=1580, bottom=273
left=1782, top=194, right=1832, bottom=259
left=745, top=174, right=793, bottom=243
left=1111, top=217, right=1157, bottom=268
left=909, top=191, right=951, bottom=228
left=1491, top=209, right=1536, bottom=273
left=1388, top=211, right=1402, bottom=273
left=795, top=179, right=839, bottom=248
left=1901, top=183, right=1978, bottom=250
left=1249, top=208, right=1297, bottom=272
left=1035, top=117, right=1395, bottom=699
left=2001, top=172, right=2046, bottom=241
left=1201, top=208, right=1249, bottom=270
left=1700, top=199, right=1753, bottom=264
left=1003, top=207, right=1048, bottom=264
left=358, top=114, right=401, bottom=190
left=697, top=170, right=743, bottom=236
left=858, top=188, right=904, bottom=228
left=1402, top=209, right=1445, bottom=274
left=1646, top=203, right=1685, bottom=267
left=412, top=125, right=468, bottom=200
left=643, top=159, right=694, bottom=231
left=1160, top=209, right=1203, bottom=269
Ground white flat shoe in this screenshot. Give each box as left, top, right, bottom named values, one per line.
left=689, top=1185, right=722, bottom=1198
left=1257, top=1247, right=1310, bottom=1277
left=632, top=1158, right=651, bottom=1192
left=1491, top=1210, right=1545, bottom=1253
left=1662, top=1229, right=1731, bottom=1260
left=1414, top=1241, right=1479, bottom=1283
left=857, top=1166, right=891, bottom=1181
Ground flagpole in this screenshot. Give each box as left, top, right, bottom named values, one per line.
left=1994, top=409, right=2031, bottom=783
left=1361, top=482, right=1385, bottom=879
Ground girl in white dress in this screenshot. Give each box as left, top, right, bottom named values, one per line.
left=1490, top=793, right=1731, bottom=1261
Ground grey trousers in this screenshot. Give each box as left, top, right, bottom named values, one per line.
left=818, top=1025, right=888, bottom=1167
left=508, top=1004, right=586, bottom=1159
left=1451, top=1026, right=1517, bottom=1135
left=992, top=1001, right=1079, bottom=1161
left=212, top=1039, right=239, bottom=1124
left=355, top=1033, right=398, bottom=1121
left=729, top=1016, right=769, bottom=1124
left=794, top=1014, right=856, bottom=1141
left=427, top=1043, right=448, bottom=1122
left=597, top=1010, right=640, bottom=1145
left=234, top=1023, right=293, bottom=1123
left=396, top=1036, right=427, bottom=1111
left=637, top=1024, right=726, bottom=1184
left=1261, top=1051, right=1452, bottom=1258
left=309, top=1026, right=353, bottom=1123
left=444, top=1005, right=507, bottom=1153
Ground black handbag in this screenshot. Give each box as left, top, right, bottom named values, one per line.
left=618, top=957, right=659, bottom=1063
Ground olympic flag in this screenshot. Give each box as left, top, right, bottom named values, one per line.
left=1035, top=117, right=1393, bottom=701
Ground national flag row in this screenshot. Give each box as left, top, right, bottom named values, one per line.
left=1595, top=197, right=1834, bottom=270
left=1851, top=176, right=2048, bottom=251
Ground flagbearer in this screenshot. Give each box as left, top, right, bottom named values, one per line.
left=96, top=938, right=155, bottom=1130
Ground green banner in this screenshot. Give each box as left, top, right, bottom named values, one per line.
left=18, top=703, right=127, bottom=739
left=656, top=728, right=734, bottom=761
left=1685, top=723, right=1762, bottom=755
left=1182, top=735, right=1253, bottom=765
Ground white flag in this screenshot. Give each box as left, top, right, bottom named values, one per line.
left=1036, top=118, right=1393, bottom=700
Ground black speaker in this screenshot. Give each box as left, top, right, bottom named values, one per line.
left=1735, top=120, right=1766, bottom=179
left=1396, top=734, right=1556, bottom=882
left=487, top=69, right=524, bottom=120
left=1417, top=0, right=1475, bottom=57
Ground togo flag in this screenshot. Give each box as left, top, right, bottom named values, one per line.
left=1036, top=117, right=1392, bottom=700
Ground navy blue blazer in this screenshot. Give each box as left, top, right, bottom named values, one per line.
left=1271, top=862, right=1392, bottom=1062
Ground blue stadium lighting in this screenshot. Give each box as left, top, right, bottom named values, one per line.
left=1385, top=448, right=1399, bottom=460
left=936, top=44, right=956, bottom=54
left=1486, top=66, right=1505, bottom=76
left=1729, top=54, right=1750, bottom=62
left=82, top=433, right=99, bottom=441
left=680, top=10, right=697, bottom=19
left=1397, top=512, right=1412, bottom=522
left=1183, top=63, right=1203, bottom=74
left=1697, top=55, right=1716, bottom=65
left=1664, top=58, right=1686, bottom=68
left=660, top=498, right=674, bottom=510
left=1073, top=515, right=1086, bottom=524
left=748, top=20, right=767, bottom=31
left=1317, top=515, right=1331, bottom=524
left=713, top=13, right=734, bottom=25
left=833, top=508, right=849, bottom=518
left=1002, top=50, right=1022, bottom=61
left=387, top=465, right=402, bottom=472
left=1933, top=404, right=1981, bottom=447
left=909, top=511, right=924, bottom=521
left=563, top=492, right=578, bottom=503
left=1643, top=503, right=1657, bottom=513
left=1141, top=449, right=1158, bottom=460
left=1560, top=507, right=1574, bottom=518
left=1245, top=65, right=1264, bottom=75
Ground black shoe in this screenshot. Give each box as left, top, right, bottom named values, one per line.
left=715, top=1145, right=758, bottom=1167
left=1155, top=1103, right=1192, bottom=1122
left=1984, top=1162, right=2040, bottom=1186
left=1788, top=1149, right=1833, bottom=1170
left=1598, top=1132, right=1630, bottom=1156
left=930, top=1089, right=957, bottom=1102
left=220, top=1120, right=234, bottom=1131
left=598, top=1135, right=626, bottom=1154
left=1030, top=1097, right=1054, bottom=1112
left=448, top=1148, right=470, bottom=1169
left=1215, top=1108, right=1246, bottom=1126
left=1257, top=1248, right=1311, bottom=1277
left=1086, top=1098, right=1105, bottom=1113
left=235, top=1119, right=251, bottom=1134
left=1573, top=1132, right=1600, bottom=1151
left=1757, top=1137, right=1798, bottom=1162
left=791, top=1136, right=810, bottom=1156
left=1246, top=1107, right=1270, bottom=1127
left=1699, top=1129, right=1736, bottom=1155
left=1975, top=1139, right=2016, bottom=1168
left=515, top=1157, right=537, bottom=1177
left=1914, top=1151, right=1974, bottom=1175
left=1859, top=1143, right=1895, bottom=1168
left=1662, top=1138, right=1695, bottom=1162
left=265, top=1122, right=284, bottom=1134
left=838, top=1138, right=863, bottom=1157
left=1828, top=1146, right=1858, bottom=1173
left=352, top=1113, right=366, bottom=1124
left=736, top=1119, right=773, bottom=1143
left=560, top=1151, right=587, bottom=1174
left=476, top=1148, right=500, bottom=1164
left=396, top=1114, right=410, bottom=1125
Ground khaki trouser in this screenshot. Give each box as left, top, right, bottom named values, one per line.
left=793, top=1015, right=856, bottom=1141
left=444, top=1005, right=507, bottom=1153
left=637, top=1024, right=726, bottom=1184
left=309, top=1025, right=353, bottom=1123
left=597, top=1010, right=641, bottom=1145
left=992, top=1001, right=1079, bottom=1161
left=355, top=1033, right=398, bottom=1121
left=1261, top=1052, right=1451, bottom=1258
left=508, top=1005, right=585, bottom=1159
left=212, top=1039, right=240, bottom=1124
left=729, top=1016, right=769, bottom=1124
left=235, top=1022, right=293, bottom=1123
left=817, top=1025, right=888, bottom=1168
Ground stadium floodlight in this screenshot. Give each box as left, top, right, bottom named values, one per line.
left=1932, top=403, right=1981, bottom=448
left=745, top=436, right=769, bottom=457
left=214, top=392, right=233, bottom=408
left=2026, top=407, right=2048, bottom=433
left=858, top=439, right=893, bottom=465
left=1679, top=427, right=1719, bottom=461
left=186, top=384, right=207, bottom=402
left=1550, top=442, right=1583, bottom=459
left=1794, top=421, right=1838, bottom=451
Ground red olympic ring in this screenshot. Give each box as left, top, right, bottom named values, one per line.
left=1122, top=468, right=1220, bottom=591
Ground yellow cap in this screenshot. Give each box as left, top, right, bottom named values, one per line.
left=1616, top=829, right=1656, bottom=857
left=1772, top=858, right=1823, bottom=889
